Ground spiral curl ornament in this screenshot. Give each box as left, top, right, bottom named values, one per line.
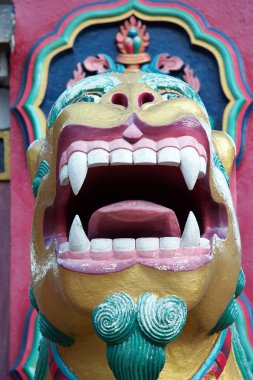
left=137, top=293, right=187, bottom=345
left=92, top=292, right=136, bottom=344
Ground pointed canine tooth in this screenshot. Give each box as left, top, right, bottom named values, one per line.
left=198, top=156, right=207, bottom=179
left=59, top=164, right=69, bottom=186
left=160, top=237, right=180, bottom=249
left=158, top=147, right=180, bottom=166
left=113, top=238, right=135, bottom=251
left=69, top=215, right=90, bottom=252
left=136, top=238, right=159, bottom=250
left=91, top=239, right=112, bottom=252
left=68, top=152, right=87, bottom=195
left=181, top=212, right=200, bottom=247
left=200, top=238, right=210, bottom=247
left=88, top=149, right=109, bottom=167
left=180, top=147, right=200, bottom=190
left=59, top=242, right=69, bottom=253
left=133, top=148, right=156, bottom=165
left=110, top=149, right=133, bottom=165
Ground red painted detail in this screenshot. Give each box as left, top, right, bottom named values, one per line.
left=138, top=92, right=155, bottom=107
left=237, top=111, right=253, bottom=305
left=13, top=309, right=38, bottom=378
left=111, top=93, right=129, bottom=108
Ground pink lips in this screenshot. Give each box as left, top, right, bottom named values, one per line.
left=56, top=200, right=212, bottom=274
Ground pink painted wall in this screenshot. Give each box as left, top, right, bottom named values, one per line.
left=10, top=0, right=253, bottom=368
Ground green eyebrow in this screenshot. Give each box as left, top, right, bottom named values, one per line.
left=48, top=75, right=121, bottom=128
left=138, top=73, right=205, bottom=110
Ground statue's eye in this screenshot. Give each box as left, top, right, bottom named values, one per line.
left=75, top=93, right=102, bottom=104
left=161, top=92, right=183, bottom=101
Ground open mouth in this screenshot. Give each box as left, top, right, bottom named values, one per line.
left=43, top=118, right=228, bottom=274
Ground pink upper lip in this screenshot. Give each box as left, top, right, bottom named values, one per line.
left=57, top=115, right=209, bottom=170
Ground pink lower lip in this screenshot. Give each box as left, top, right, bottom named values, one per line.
left=57, top=248, right=212, bottom=274
left=56, top=242, right=212, bottom=274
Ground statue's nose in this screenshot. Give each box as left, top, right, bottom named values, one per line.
left=110, top=91, right=155, bottom=108
left=110, top=91, right=155, bottom=144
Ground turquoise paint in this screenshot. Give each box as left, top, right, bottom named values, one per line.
left=232, top=324, right=253, bottom=379
left=32, top=160, right=50, bottom=197
left=48, top=74, right=121, bottom=128
left=92, top=292, right=187, bottom=380
left=138, top=73, right=206, bottom=110
left=209, top=297, right=238, bottom=334
left=235, top=268, right=246, bottom=298
left=213, top=152, right=230, bottom=186
left=137, top=293, right=187, bottom=345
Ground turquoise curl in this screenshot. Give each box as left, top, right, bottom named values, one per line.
left=92, top=292, right=136, bottom=344
left=137, top=293, right=187, bottom=345
left=32, top=160, right=50, bottom=197
left=107, top=329, right=166, bottom=380
left=92, top=292, right=187, bottom=380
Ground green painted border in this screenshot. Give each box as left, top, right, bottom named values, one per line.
left=21, top=0, right=246, bottom=142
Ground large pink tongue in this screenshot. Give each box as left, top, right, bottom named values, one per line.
left=88, top=200, right=181, bottom=239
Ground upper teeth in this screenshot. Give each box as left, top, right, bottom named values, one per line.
left=59, top=139, right=207, bottom=195
left=60, top=211, right=210, bottom=258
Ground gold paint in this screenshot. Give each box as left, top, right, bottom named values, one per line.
left=220, top=348, right=243, bottom=379
left=31, top=74, right=241, bottom=379
left=212, top=130, right=236, bottom=176
left=0, top=130, right=10, bottom=181
left=27, top=138, right=49, bottom=182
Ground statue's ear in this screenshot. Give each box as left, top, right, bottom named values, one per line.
left=212, top=131, right=236, bottom=176
left=27, top=138, right=48, bottom=184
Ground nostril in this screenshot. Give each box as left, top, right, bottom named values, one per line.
left=111, top=93, right=128, bottom=108
left=138, top=92, right=155, bottom=107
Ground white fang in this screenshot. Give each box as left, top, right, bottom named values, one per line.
left=69, top=215, right=90, bottom=252
left=68, top=151, right=87, bottom=195
left=180, top=147, right=200, bottom=190
left=181, top=211, right=200, bottom=247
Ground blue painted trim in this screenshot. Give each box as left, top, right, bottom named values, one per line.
left=190, top=329, right=227, bottom=380
left=12, top=107, right=30, bottom=150
left=10, top=306, right=35, bottom=377
left=236, top=102, right=253, bottom=167
left=51, top=343, right=79, bottom=380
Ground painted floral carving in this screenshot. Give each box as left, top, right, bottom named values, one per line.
left=67, top=17, right=200, bottom=93
left=156, top=53, right=184, bottom=73
left=84, top=54, right=110, bottom=73
left=67, top=63, right=86, bottom=88
left=116, top=16, right=150, bottom=54
left=183, top=64, right=201, bottom=92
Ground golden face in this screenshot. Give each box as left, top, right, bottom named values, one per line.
left=28, top=72, right=240, bottom=338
